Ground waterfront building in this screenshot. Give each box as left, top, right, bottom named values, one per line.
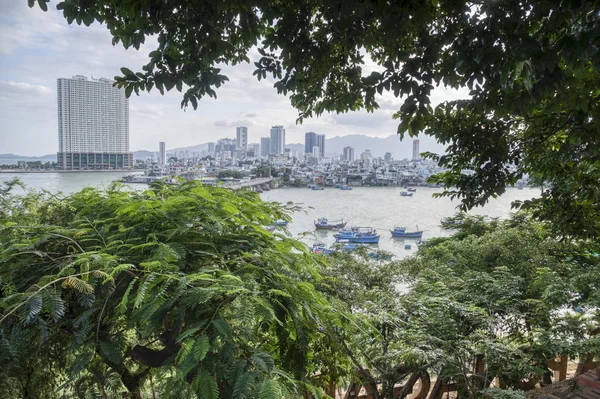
left=236, top=126, right=248, bottom=150
left=270, top=126, right=286, bottom=155
left=260, top=137, right=271, bottom=157
left=412, top=139, right=420, bottom=161
left=57, top=75, right=132, bottom=170
left=159, top=142, right=166, bottom=165
left=343, top=146, right=355, bottom=162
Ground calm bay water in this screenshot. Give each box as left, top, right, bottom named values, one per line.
left=1, top=172, right=538, bottom=258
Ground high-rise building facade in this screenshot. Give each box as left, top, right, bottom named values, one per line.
left=236, top=126, right=248, bottom=150
left=269, top=125, right=285, bottom=155
left=159, top=142, right=166, bottom=165
left=343, top=146, right=355, bottom=162
left=412, top=139, right=420, bottom=161
left=260, top=137, right=271, bottom=157
left=57, top=75, right=132, bottom=169
left=384, top=152, right=392, bottom=162
left=305, top=132, right=325, bottom=157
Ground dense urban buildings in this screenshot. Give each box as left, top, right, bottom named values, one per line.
left=412, top=139, right=420, bottom=161
left=269, top=126, right=285, bottom=155
left=236, top=126, right=248, bottom=150
left=56, top=75, right=132, bottom=170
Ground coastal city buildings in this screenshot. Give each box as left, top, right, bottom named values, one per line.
left=269, top=126, right=286, bottom=155
left=236, top=126, right=248, bottom=150
left=56, top=75, right=132, bottom=170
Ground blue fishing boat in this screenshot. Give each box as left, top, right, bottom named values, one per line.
left=334, top=227, right=380, bottom=243
left=390, top=226, right=423, bottom=238
left=404, top=243, right=412, bottom=249
left=314, top=218, right=347, bottom=230
left=340, top=185, right=353, bottom=190
left=274, top=220, right=288, bottom=226
left=400, top=191, right=414, bottom=197
left=312, top=186, right=325, bottom=190
left=407, top=187, right=417, bottom=192
left=312, top=243, right=334, bottom=255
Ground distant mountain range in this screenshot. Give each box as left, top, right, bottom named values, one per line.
left=1, top=135, right=419, bottom=165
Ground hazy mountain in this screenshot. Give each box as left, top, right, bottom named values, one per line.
left=324, top=134, right=414, bottom=159
left=0, top=153, right=56, bottom=165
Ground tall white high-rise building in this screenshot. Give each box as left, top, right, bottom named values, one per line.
left=269, top=125, right=285, bottom=155
left=159, top=142, right=166, bottom=165
left=57, top=75, right=132, bottom=169
left=236, top=126, right=248, bottom=150
left=343, top=146, right=355, bottom=161
left=412, top=139, right=420, bottom=161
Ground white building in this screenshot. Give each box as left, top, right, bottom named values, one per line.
left=236, top=126, right=248, bottom=150
left=57, top=75, right=132, bottom=169
left=412, top=139, right=420, bottom=161
left=312, top=146, right=321, bottom=159
left=269, top=125, right=285, bottom=155
left=159, top=142, right=166, bottom=165
left=343, top=146, right=355, bottom=162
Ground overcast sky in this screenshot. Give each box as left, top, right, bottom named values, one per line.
left=0, top=2, right=469, bottom=156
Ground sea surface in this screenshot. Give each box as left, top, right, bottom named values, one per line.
left=0, top=172, right=539, bottom=258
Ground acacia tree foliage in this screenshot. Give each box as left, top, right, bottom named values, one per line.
left=319, top=216, right=600, bottom=399
left=0, top=179, right=350, bottom=398
left=29, top=0, right=600, bottom=237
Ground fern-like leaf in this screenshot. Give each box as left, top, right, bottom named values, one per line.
left=196, top=370, right=219, bottom=399
left=62, top=276, right=94, bottom=294
left=258, top=379, right=281, bottom=399
left=193, top=334, right=210, bottom=361
left=25, top=294, right=42, bottom=324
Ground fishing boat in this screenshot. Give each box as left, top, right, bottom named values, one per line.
left=440, top=218, right=463, bottom=227
left=404, top=243, right=412, bottom=249
left=407, top=187, right=417, bottom=192
left=400, top=191, right=414, bottom=197
left=314, top=218, right=347, bottom=230
left=334, top=227, right=380, bottom=243
left=340, top=185, right=353, bottom=190
left=390, top=226, right=423, bottom=238
left=312, top=186, right=325, bottom=190
left=274, top=220, right=288, bottom=226
left=266, top=225, right=276, bottom=232
left=312, top=243, right=334, bottom=255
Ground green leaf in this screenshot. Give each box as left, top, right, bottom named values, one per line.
left=197, top=370, right=219, bottom=399
left=258, top=379, right=281, bottom=399
left=193, top=334, right=211, bottom=361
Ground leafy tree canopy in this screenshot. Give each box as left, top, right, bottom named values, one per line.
left=0, top=179, right=350, bottom=398
left=29, top=0, right=600, bottom=237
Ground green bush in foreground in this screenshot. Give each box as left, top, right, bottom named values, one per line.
left=0, top=180, right=348, bottom=398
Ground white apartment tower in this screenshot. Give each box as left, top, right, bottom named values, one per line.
left=412, top=139, right=420, bottom=161
left=57, top=75, right=132, bottom=169
left=159, top=142, right=167, bottom=165
left=269, top=125, right=285, bottom=155
left=343, top=146, right=355, bottom=161
left=236, top=126, right=248, bottom=150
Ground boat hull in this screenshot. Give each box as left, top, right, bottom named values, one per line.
left=315, top=222, right=347, bottom=230
left=391, top=231, right=423, bottom=238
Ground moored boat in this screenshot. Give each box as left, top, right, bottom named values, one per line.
left=400, top=191, right=414, bottom=197
left=390, top=226, right=423, bottom=238
left=407, top=187, right=417, bottom=192
left=312, top=185, right=325, bottom=190
left=334, top=227, right=380, bottom=243
left=314, top=218, right=347, bottom=230
left=274, top=220, right=288, bottom=226
left=340, top=185, right=353, bottom=190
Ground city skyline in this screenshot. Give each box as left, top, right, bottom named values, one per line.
left=0, top=2, right=469, bottom=156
